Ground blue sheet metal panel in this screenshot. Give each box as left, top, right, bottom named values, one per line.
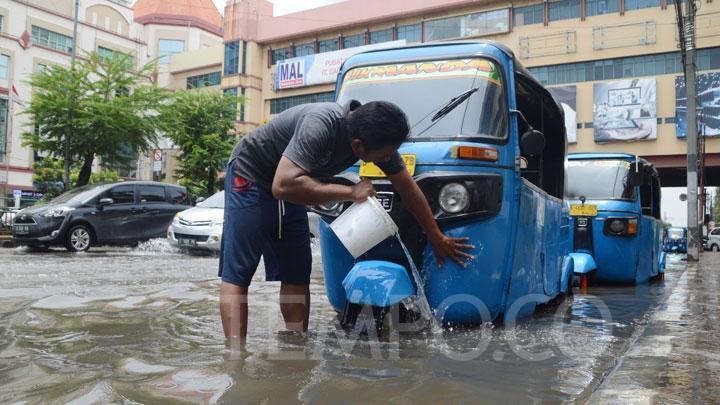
left=318, top=219, right=356, bottom=311
left=590, top=212, right=640, bottom=283
left=542, top=196, right=567, bottom=296
left=569, top=252, right=597, bottom=274
left=342, top=261, right=415, bottom=306
left=422, top=167, right=516, bottom=324
left=503, top=181, right=546, bottom=320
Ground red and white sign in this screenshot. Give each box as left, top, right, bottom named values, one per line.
left=153, top=149, right=162, bottom=161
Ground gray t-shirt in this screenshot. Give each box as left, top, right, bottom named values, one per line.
left=230, top=102, right=405, bottom=190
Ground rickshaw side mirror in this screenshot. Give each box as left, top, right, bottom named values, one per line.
left=520, top=129, right=545, bottom=157
left=627, top=162, right=646, bottom=187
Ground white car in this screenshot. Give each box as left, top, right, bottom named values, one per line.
left=168, top=191, right=225, bottom=252
left=707, top=227, right=720, bottom=252
left=167, top=190, right=321, bottom=254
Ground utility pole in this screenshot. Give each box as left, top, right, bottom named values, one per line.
left=64, top=0, right=79, bottom=191
left=677, top=0, right=700, bottom=261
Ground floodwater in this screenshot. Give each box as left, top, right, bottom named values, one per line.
left=0, top=243, right=687, bottom=404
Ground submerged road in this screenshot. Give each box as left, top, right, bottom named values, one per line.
left=0, top=241, right=712, bottom=403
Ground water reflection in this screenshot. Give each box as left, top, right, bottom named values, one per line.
left=0, top=241, right=685, bottom=403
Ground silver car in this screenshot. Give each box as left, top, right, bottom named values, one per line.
left=167, top=191, right=225, bottom=252
left=707, top=227, right=720, bottom=252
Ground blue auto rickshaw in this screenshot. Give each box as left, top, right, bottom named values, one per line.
left=311, top=41, right=574, bottom=324
left=663, top=227, right=688, bottom=254
left=565, top=153, right=665, bottom=285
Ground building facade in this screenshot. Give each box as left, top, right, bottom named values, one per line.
left=222, top=0, right=720, bottom=187
left=0, top=0, right=223, bottom=205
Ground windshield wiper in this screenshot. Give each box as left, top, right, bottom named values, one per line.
left=430, top=87, right=479, bottom=122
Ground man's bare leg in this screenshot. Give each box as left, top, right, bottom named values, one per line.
left=279, top=283, right=310, bottom=332
left=220, top=281, right=248, bottom=340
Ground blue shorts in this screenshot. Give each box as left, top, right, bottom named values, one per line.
left=218, top=164, right=312, bottom=287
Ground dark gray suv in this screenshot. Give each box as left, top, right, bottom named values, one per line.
left=12, top=181, right=192, bottom=252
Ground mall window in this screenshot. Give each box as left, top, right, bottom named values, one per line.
left=514, top=3, right=544, bottom=26
left=294, top=42, right=315, bottom=57
left=318, top=38, right=339, bottom=53
left=270, top=92, right=335, bottom=114
left=0, top=98, right=6, bottom=154
left=0, top=54, right=8, bottom=80
left=158, top=39, right=184, bottom=64
left=624, top=0, right=661, bottom=11
left=186, top=71, right=221, bottom=89
left=525, top=49, right=720, bottom=85
left=424, top=9, right=510, bottom=41
left=240, top=87, right=246, bottom=121
left=369, top=28, right=393, bottom=44
left=585, top=0, right=620, bottom=16
left=271, top=47, right=291, bottom=65
left=397, top=23, right=421, bottom=43
left=224, top=41, right=239, bottom=75
left=0, top=16, right=4, bottom=33
left=548, top=0, right=580, bottom=21
left=342, top=34, right=365, bottom=49
left=31, top=26, right=73, bottom=53
left=242, top=41, right=247, bottom=74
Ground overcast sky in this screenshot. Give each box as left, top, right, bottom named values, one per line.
left=211, top=0, right=344, bottom=15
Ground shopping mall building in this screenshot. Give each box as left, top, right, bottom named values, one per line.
left=1, top=0, right=720, bottom=200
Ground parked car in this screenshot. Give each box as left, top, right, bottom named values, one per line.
left=168, top=190, right=225, bottom=253
left=167, top=190, right=321, bottom=254
left=707, top=227, right=720, bottom=252
left=1, top=209, right=20, bottom=231
left=12, top=181, right=192, bottom=252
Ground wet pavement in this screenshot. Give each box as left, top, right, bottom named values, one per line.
left=0, top=242, right=714, bottom=404
left=590, top=253, right=720, bottom=403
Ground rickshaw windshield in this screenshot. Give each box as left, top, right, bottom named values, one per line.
left=336, top=58, right=508, bottom=140
left=566, top=159, right=636, bottom=200
left=668, top=228, right=685, bottom=239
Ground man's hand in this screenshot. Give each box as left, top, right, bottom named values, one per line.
left=427, top=233, right=475, bottom=268
left=350, top=179, right=376, bottom=202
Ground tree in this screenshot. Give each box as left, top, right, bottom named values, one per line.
left=713, top=187, right=720, bottom=224
left=22, top=52, right=166, bottom=188
left=160, top=90, right=241, bottom=196
left=32, top=157, right=121, bottom=201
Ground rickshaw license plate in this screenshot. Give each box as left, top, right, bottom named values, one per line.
left=359, top=154, right=416, bottom=177
left=570, top=204, right=598, bottom=217
left=376, top=192, right=394, bottom=212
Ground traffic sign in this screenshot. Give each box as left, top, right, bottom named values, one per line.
left=153, top=149, right=162, bottom=161
left=12, top=189, right=22, bottom=198
left=153, top=160, right=162, bottom=172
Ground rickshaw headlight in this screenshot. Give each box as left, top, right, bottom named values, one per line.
left=439, top=183, right=470, bottom=214
left=608, top=219, right=626, bottom=234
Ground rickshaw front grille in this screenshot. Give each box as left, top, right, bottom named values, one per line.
left=573, top=216, right=594, bottom=253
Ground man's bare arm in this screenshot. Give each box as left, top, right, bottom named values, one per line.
left=271, top=156, right=375, bottom=205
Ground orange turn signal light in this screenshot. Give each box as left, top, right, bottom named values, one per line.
left=627, top=218, right=638, bottom=236
left=456, top=146, right=498, bottom=162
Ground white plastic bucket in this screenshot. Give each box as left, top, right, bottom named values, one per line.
left=330, top=196, right=399, bottom=258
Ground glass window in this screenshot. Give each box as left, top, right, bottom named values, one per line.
left=548, top=0, right=580, bottom=21
left=566, top=160, right=635, bottom=200
left=169, top=187, right=189, bottom=205
left=269, top=92, right=335, bottom=114
left=0, top=98, right=6, bottom=154
left=397, top=23, right=421, bottom=43
left=97, top=46, right=130, bottom=63
left=158, top=39, right=184, bottom=64
left=108, top=185, right=135, bottom=204
left=624, top=0, right=660, bottom=11
left=514, top=3, right=544, bottom=26
left=242, top=41, right=247, bottom=74
left=271, top=47, right=290, bottom=65
left=294, top=42, right=315, bottom=56
left=318, top=38, right=339, bottom=53
left=224, top=88, right=238, bottom=120
left=198, top=190, right=224, bottom=208
left=31, top=26, right=73, bottom=53
left=239, top=87, right=246, bottom=121
left=139, top=186, right=166, bottom=203
left=425, top=9, right=510, bottom=41
left=0, top=54, right=8, bottom=80
left=0, top=16, right=3, bottom=33
left=342, top=34, right=365, bottom=49
left=369, top=28, right=393, bottom=44
left=224, top=41, right=239, bottom=75
left=186, top=71, right=221, bottom=89
left=337, top=59, right=508, bottom=140
left=585, top=0, right=619, bottom=16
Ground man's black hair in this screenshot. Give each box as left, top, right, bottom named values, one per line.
left=346, top=101, right=410, bottom=150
